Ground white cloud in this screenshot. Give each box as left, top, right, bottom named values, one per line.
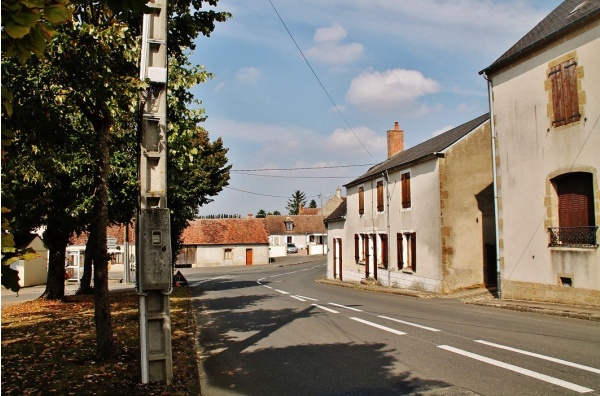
left=305, top=23, right=365, bottom=65
left=235, top=66, right=260, bottom=83
left=325, top=126, right=386, bottom=157
left=346, top=69, right=440, bottom=112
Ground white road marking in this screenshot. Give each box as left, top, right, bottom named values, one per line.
left=192, top=275, right=232, bottom=285
left=438, top=345, right=594, bottom=393
left=378, top=315, right=441, bottom=332
left=350, top=317, right=407, bottom=336
left=263, top=285, right=273, bottom=289
left=290, top=295, right=306, bottom=302
left=312, top=304, right=339, bottom=313
left=475, top=340, right=600, bottom=375
left=274, top=289, right=290, bottom=295
left=296, top=295, right=318, bottom=301
left=329, top=303, right=363, bottom=312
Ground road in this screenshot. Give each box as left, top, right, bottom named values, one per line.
left=186, top=259, right=600, bottom=396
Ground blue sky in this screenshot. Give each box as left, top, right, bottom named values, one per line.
left=190, top=0, right=563, bottom=217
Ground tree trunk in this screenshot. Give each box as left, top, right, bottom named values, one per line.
left=77, top=235, right=95, bottom=295
left=91, top=117, right=115, bottom=360
left=41, top=225, right=70, bottom=300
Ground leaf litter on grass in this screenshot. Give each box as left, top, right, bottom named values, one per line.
left=1, top=287, right=200, bottom=395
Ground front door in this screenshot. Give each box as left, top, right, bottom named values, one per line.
left=246, top=249, right=253, bottom=265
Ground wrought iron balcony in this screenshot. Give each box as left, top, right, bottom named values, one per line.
left=548, top=226, right=598, bottom=247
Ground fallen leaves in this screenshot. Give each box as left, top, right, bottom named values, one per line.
left=1, top=287, right=200, bottom=395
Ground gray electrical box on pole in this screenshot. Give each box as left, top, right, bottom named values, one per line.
left=137, top=0, right=172, bottom=385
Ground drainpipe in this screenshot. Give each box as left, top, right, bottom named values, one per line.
left=384, top=171, right=391, bottom=287
left=484, top=72, right=502, bottom=299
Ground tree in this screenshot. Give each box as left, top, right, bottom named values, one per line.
left=286, top=190, right=307, bottom=215
left=256, top=209, right=266, bottom=218
left=309, top=199, right=317, bottom=208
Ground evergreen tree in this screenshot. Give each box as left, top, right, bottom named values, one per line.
left=286, top=190, right=307, bottom=215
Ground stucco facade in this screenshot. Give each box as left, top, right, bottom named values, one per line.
left=329, top=116, right=493, bottom=294
left=483, top=5, right=600, bottom=305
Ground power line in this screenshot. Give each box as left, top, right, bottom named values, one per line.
left=232, top=163, right=373, bottom=172
left=225, top=186, right=319, bottom=198
left=267, top=0, right=376, bottom=161
left=232, top=171, right=358, bottom=179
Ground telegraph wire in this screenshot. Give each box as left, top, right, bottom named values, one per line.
left=231, top=163, right=374, bottom=172
left=232, top=172, right=358, bottom=179
left=225, top=186, right=320, bottom=199
left=267, top=0, right=376, bottom=161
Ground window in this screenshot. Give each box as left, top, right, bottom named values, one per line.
left=224, top=248, right=233, bottom=260
left=397, top=233, right=404, bottom=269
left=549, top=58, right=580, bottom=127
left=549, top=172, right=597, bottom=246
left=401, top=173, right=411, bottom=209
left=287, top=236, right=292, bottom=243
left=377, top=180, right=384, bottom=212
left=398, top=232, right=416, bottom=271
left=284, top=218, right=294, bottom=231
left=380, top=234, right=388, bottom=269
left=358, top=186, right=365, bottom=215
left=309, top=235, right=315, bottom=243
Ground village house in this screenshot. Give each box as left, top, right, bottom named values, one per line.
left=178, top=217, right=270, bottom=267
left=263, top=214, right=327, bottom=257
left=480, top=0, right=600, bottom=305
left=9, top=234, right=48, bottom=287
left=326, top=115, right=494, bottom=293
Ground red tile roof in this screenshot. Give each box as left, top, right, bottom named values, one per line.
left=70, top=224, right=136, bottom=245
left=181, top=218, right=269, bottom=245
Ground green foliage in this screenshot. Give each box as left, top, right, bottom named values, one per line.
left=309, top=199, right=317, bottom=208
left=256, top=209, right=267, bottom=218
left=286, top=190, right=307, bottom=215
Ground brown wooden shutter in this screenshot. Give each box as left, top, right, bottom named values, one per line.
left=354, top=234, right=359, bottom=263
left=358, top=186, right=365, bottom=215
left=377, top=181, right=384, bottom=212
left=338, top=239, right=343, bottom=281
left=410, top=233, right=417, bottom=272
left=364, top=235, right=370, bottom=278
left=381, top=234, right=388, bottom=269
left=397, top=233, right=403, bottom=269
left=564, top=60, right=580, bottom=124
left=549, top=64, right=565, bottom=126
left=557, top=173, right=593, bottom=227
left=401, top=173, right=411, bottom=208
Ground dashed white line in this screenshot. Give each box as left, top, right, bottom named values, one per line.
left=475, top=340, right=600, bottom=375
left=274, top=289, right=290, bottom=295
left=378, top=315, right=441, bottom=332
left=438, top=345, right=594, bottom=393
left=312, top=304, right=339, bottom=313
left=329, top=303, right=363, bottom=312
left=350, top=317, right=407, bottom=336
left=291, top=295, right=306, bottom=302
left=296, top=295, right=318, bottom=301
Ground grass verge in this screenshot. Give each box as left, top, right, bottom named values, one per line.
left=1, top=287, right=200, bottom=395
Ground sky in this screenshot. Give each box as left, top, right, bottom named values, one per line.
left=189, top=0, right=564, bottom=217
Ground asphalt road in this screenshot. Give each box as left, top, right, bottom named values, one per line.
left=186, top=259, right=600, bottom=396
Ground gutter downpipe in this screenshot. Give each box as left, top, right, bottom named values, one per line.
left=384, top=171, right=391, bottom=287
left=484, top=72, right=502, bottom=299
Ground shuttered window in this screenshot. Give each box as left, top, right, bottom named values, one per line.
left=358, top=186, right=365, bottom=215
left=377, top=181, right=384, bottom=212
left=401, top=173, right=411, bottom=208
left=397, top=233, right=404, bottom=269
left=549, top=59, right=580, bottom=127
left=380, top=234, right=388, bottom=269
left=557, top=173, right=594, bottom=228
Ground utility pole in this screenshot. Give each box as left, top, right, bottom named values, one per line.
left=137, top=0, right=172, bottom=384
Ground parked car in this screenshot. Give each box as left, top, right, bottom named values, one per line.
left=286, top=243, right=298, bottom=254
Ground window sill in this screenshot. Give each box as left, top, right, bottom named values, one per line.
left=548, top=245, right=598, bottom=251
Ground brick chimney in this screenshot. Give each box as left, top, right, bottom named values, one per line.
left=247, top=213, right=253, bottom=219
left=336, top=187, right=341, bottom=199
left=387, top=121, right=404, bottom=158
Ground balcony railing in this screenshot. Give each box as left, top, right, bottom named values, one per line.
left=548, top=226, right=598, bottom=247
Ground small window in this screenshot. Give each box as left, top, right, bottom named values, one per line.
left=358, top=186, right=365, bottom=215
left=287, top=236, right=292, bottom=243
left=224, top=248, right=233, bottom=260
left=377, top=180, right=384, bottom=212
left=549, top=59, right=580, bottom=127
left=284, top=218, right=294, bottom=231
left=401, top=173, right=411, bottom=209
left=549, top=172, right=596, bottom=246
